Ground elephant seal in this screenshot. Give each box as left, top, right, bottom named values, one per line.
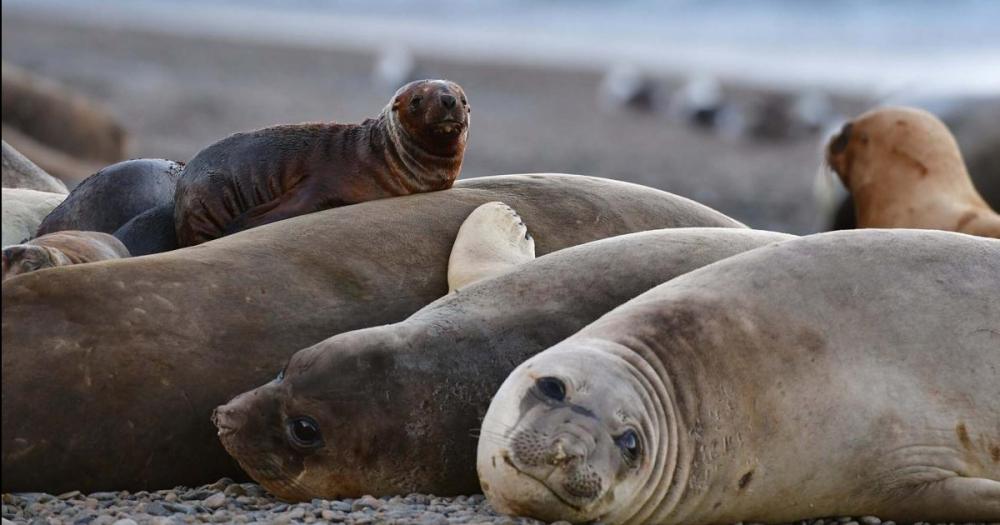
left=213, top=226, right=792, bottom=500
left=36, top=158, right=183, bottom=237
left=1, top=140, right=67, bottom=193
left=174, top=79, right=470, bottom=247
left=2, top=173, right=742, bottom=493
left=1, top=188, right=65, bottom=247
left=826, top=107, right=1000, bottom=238
left=447, top=202, right=535, bottom=292
left=2, top=231, right=129, bottom=281
left=1, top=61, right=128, bottom=184
left=478, top=229, right=1000, bottom=524
left=112, top=203, right=179, bottom=256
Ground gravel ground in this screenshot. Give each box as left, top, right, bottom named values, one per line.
left=1, top=479, right=989, bottom=525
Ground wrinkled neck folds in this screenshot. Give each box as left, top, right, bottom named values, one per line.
left=379, top=105, right=462, bottom=194
left=581, top=340, right=685, bottom=525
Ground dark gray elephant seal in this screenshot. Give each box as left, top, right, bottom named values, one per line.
left=2, top=173, right=743, bottom=493
left=212, top=226, right=792, bottom=500
left=36, top=158, right=183, bottom=237
left=478, top=229, right=1000, bottom=524
left=112, top=203, right=178, bottom=256
left=1, top=140, right=67, bottom=193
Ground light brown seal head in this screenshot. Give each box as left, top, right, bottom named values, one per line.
left=825, top=106, right=1000, bottom=237
left=476, top=344, right=656, bottom=523
left=173, top=79, right=470, bottom=247
left=2, top=230, right=129, bottom=281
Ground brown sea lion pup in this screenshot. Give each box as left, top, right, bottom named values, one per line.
left=826, top=106, right=1000, bottom=238
left=2, top=173, right=743, bottom=493
left=2, top=230, right=129, bottom=281
left=1, top=61, right=128, bottom=184
left=1, top=140, right=68, bottom=194
left=174, top=79, right=470, bottom=247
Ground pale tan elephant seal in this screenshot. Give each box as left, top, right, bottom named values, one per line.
left=2, top=173, right=743, bottom=493
left=2, top=231, right=129, bottom=281
left=1, top=188, right=65, bottom=247
left=826, top=106, right=1000, bottom=238
left=479, top=229, right=1000, bottom=524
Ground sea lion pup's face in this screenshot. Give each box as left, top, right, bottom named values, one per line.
left=2, top=245, right=59, bottom=281
left=477, top=342, right=658, bottom=523
left=825, top=106, right=964, bottom=191
left=213, top=328, right=414, bottom=501
left=391, top=79, right=470, bottom=155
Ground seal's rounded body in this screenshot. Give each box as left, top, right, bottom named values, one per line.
left=2, top=174, right=741, bottom=493
left=213, top=228, right=791, bottom=500
left=479, top=229, right=1000, bottom=524
left=174, top=80, right=470, bottom=246
left=36, top=158, right=184, bottom=237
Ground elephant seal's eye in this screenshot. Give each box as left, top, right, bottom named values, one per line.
left=536, top=376, right=566, bottom=402
left=409, top=96, right=422, bottom=109
left=617, top=429, right=641, bottom=463
left=287, top=417, right=323, bottom=448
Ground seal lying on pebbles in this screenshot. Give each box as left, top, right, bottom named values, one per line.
left=1, top=187, right=65, bottom=247
left=1, top=140, right=67, bottom=193
left=213, top=225, right=791, bottom=500
left=478, top=229, right=1000, bottom=524
left=174, top=79, right=470, bottom=247
left=2, top=174, right=742, bottom=493
left=2, top=231, right=129, bottom=281
left=36, top=158, right=184, bottom=237
left=826, top=107, right=1000, bottom=238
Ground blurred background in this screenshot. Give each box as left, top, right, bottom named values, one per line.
left=3, top=0, right=999, bottom=233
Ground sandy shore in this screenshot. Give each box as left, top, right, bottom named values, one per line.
left=0, top=10, right=874, bottom=234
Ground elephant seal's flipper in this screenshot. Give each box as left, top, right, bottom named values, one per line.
left=447, top=201, right=536, bottom=293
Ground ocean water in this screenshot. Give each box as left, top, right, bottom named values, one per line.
left=5, top=0, right=1000, bottom=96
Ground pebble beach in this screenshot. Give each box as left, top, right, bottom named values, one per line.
left=4, top=479, right=981, bottom=525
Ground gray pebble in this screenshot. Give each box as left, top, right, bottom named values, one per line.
left=163, top=502, right=194, bottom=515
left=202, top=492, right=226, bottom=509
left=860, top=518, right=881, bottom=525
left=142, top=501, right=172, bottom=517
left=329, top=501, right=352, bottom=512
left=112, top=520, right=137, bottom=525
left=89, top=493, right=117, bottom=501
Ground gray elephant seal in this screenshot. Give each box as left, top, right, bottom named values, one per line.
left=2, top=231, right=129, bottom=281
left=112, top=203, right=179, bottom=256
left=2, top=173, right=742, bottom=493
left=36, top=158, right=183, bottom=237
left=1, top=140, right=67, bottom=193
left=174, top=79, right=469, bottom=247
left=478, top=229, right=1000, bottom=524
left=212, top=226, right=791, bottom=500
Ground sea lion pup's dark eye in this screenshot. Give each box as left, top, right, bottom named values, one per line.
left=616, top=429, right=641, bottom=463
left=536, top=376, right=566, bottom=402
left=409, top=96, right=422, bottom=108
left=286, top=417, right=323, bottom=448
left=829, top=122, right=852, bottom=154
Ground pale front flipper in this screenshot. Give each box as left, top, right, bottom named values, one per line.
left=447, top=201, right=536, bottom=293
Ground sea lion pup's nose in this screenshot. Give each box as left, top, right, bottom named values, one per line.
left=441, top=94, right=457, bottom=109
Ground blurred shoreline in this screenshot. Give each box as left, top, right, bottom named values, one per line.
left=5, top=0, right=1000, bottom=97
